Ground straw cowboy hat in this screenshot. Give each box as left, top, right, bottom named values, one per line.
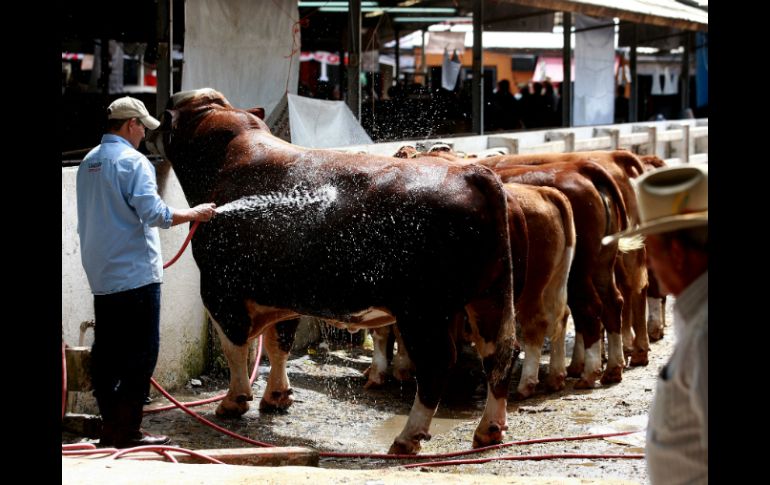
left=602, top=164, right=708, bottom=246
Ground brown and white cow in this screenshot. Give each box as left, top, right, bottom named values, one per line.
left=480, top=158, right=629, bottom=387
left=147, top=88, right=518, bottom=454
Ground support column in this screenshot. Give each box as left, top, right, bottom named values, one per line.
left=472, top=0, right=484, bottom=134
left=680, top=31, right=691, bottom=117
left=394, top=28, right=400, bottom=82
left=629, top=24, right=638, bottom=122
left=347, top=0, right=361, bottom=120
left=561, top=12, right=572, bottom=127
left=156, top=0, right=173, bottom=115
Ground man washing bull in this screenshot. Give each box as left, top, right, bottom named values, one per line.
left=76, top=96, right=216, bottom=448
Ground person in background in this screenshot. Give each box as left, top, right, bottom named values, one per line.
left=77, top=96, right=217, bottom=448
left=603, top=164, right=708, bottom=484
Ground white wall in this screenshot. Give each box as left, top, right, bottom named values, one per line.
left=61, top=166, right=208, bottom=391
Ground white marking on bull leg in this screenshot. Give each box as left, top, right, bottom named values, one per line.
left=515, top=342, right=541, bottom=399
left=579, top=340, right=603, bottom=388
left=260, top=325, right=294, bottom=411
left=647, top=296, right=665, bottom=341
left=388, top=396, right=436, bottom=455
left=473, top=386, right=508, bottom=448
left=364, top=327, right=390, bottom=388
left=211, top=317, right=253, bottom=417
left=602, top=332, right=625, bottom=383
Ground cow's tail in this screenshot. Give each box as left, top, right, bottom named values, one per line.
left=468, top=166, right=518, bottom=390
left=578, top=161, right=630, bottom=234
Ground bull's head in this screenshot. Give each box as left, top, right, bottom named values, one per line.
left=145, top=88, right=272, bottom=206
left=146, top=88, right=269, bottom=160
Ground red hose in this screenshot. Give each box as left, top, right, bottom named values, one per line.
left=318, top=431, right=640, bottom=460
left=163, top=221, right=201, bottom=269
left=400, top=452, right=645, bottom=469
left=109, top=445, right=226, bottom=464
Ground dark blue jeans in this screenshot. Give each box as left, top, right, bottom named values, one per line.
left=91, top=283, right=161, bottom=407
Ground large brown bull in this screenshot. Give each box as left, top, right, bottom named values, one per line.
left=146, top=88, right=518, bottom=454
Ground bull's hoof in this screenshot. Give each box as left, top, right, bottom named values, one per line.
left=574, top=378, right=598, bottom=390
left=363, top=373, right=386, bottom=390
left=513, top=382, right=537, bottom=401
left=388, top=438, right=421, bottom=455
left=259, top=389, right=294, bottom=413
left=648, top=326, right=665, bottom=342
left=472, top=422, right=507, bottom=448
left=215, top=399, right=250, bottom=418
left=629, top=350, right=649, bottom=367
left=545, top=373, right=566, bottom=392
left=567, top=363, right=584, bottom=378
left=601, top=366, right=623, bottom=384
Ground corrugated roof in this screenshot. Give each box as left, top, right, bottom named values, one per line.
left=502, top=0, right=707, bottom=31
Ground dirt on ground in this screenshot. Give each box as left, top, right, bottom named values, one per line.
left=63, top=302, right=675, bottom=485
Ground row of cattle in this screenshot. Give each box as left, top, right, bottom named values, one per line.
left=365, top=145, right=668, bottom=402
left=146, top=88, right=667, bottom=455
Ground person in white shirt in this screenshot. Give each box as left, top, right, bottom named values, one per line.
left=603, top=164, right=708, bottom=484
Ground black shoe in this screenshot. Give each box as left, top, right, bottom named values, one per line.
left=144, top=396, right=153, bottom=405
left=114, top=431, right=170, bottom=448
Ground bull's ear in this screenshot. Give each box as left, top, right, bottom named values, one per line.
left=247, top=107, right=265, bottom=120
left=162, top=109, right=179, bottom=130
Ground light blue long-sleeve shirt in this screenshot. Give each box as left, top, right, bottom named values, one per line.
left=76, top=134, right=173, bottom=295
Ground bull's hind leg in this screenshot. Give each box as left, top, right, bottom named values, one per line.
left=211, top=318, right=254, bottom=418
left=363, top=326, right=391, bottom=389
left=259, top=320, right=299, bottom=412
left=388, top=314, right=453, bottom=455
left=465, top=300, right=517, bottom=449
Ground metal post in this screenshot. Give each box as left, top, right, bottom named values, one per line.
left=561, top=12, right=571, bottom=127
left=472, top=0, right=484, bottom=134
left=156, top=0, right=173, bottom=116
left=99, top=36, right=110, bottom=96
left=629, top=24, right=638, bottom=122
left=680, top=31, right=691, bottom=117
left=420, top=29, right=427, bottom=84
left=394, top=28, right=400, bottom=82
left=347, top=0, right=361, bottom=120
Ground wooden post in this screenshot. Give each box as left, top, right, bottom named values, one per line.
left=472, top=0, right=484, bottom=134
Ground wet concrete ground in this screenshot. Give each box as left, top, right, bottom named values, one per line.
left=63, top=302, right=676, bottom=484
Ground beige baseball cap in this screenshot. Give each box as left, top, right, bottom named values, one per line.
left=107, top=96, right=160, bottom=130
left=602, top=164, right=708, bottom=246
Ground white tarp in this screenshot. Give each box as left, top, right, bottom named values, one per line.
left=182, top=0, right=299, bottom=117
left=573, top=14, right=615, bottom=126
left=287, top=94, right=373, bottom=148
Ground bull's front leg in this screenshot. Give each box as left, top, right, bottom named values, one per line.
left=211, top=318, right=254, bottom=418
left=259, top=320, right=299, bottom=412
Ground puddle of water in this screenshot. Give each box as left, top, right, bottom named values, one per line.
left=570, top=411, right=596, bottom=424
left=370, top=413, right=474, bottom=448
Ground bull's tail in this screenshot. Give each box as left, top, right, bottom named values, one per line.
left=577, top=161, right=630, bottom=234
left=467, top=166, right=518, bottom=389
